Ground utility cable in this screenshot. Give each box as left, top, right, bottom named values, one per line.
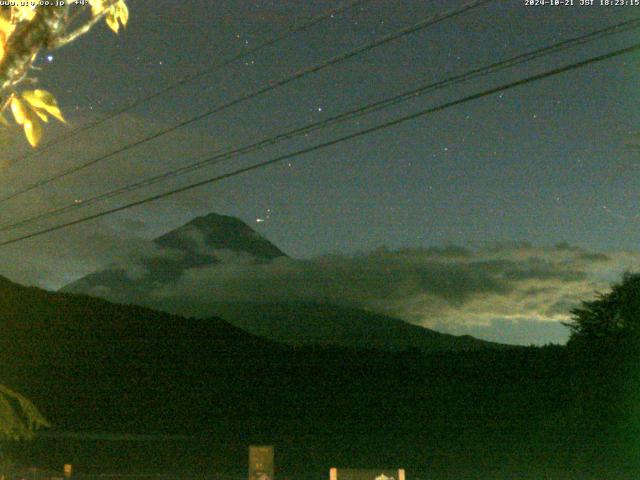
left=1, top=17, right=637, bottom=233
left=0, top=40, right=637, bottom=247
left=2, top=0, right=372, bottom=169
left=0, top=0, right=494, bottom=204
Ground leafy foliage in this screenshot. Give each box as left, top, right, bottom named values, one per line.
left=0, top=384, right=49, bottom=440
left=0, top=1, right=129, bottom=147
left=565, top=272, right=640, bottom=349
left=0, top=0, right=130, bottom=444
left=91, top=0, right=129, bottom=34
left=9, top=90, right=64, bottom=147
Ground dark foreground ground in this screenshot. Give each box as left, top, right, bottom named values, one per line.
left=4, top=346, right=640, bottom=480
left=0, top=279, right=637, bottom=479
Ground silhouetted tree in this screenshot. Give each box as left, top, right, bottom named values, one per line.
left=565, top=272, right=640, bottom=350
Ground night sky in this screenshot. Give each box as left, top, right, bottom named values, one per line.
left=0, top=0, right=639, bottom=345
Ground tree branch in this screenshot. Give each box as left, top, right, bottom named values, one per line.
left=0, top=6, right=68, bottom=103
left=50, top=1, right=120, bottom=48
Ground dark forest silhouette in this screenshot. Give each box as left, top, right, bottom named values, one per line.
left=565, top=272, right=640, bottom=352
left=0, top=273, right=637, bottom=479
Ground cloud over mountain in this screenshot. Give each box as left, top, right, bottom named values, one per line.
left=137, top=241, right=637, bottom=345
left=7, top=205, right=638, bottom=346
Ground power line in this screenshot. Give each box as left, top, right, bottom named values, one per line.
left=2, top=0, right=371, bottom=169
left=1, top=17, right=638, bottom=233
left=0, top=41, right=637, bottom=247
left=0, top=0, right=495, bottom=205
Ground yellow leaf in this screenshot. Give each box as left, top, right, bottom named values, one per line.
left=105, top=1, right=128, bottom=33
left=116, top=0, right=128, bottom=27
left=12, top=6, right=35, bottom=22
left=31, top=89, right=55, bottom=103
left=106, top=10, right=119, bottom=33
left=23, top=110, right=42, bottom=147
left=21, top=90, right=65, bottom=123
left=89, top=0, right=108, bottom=17
left=10, top=97, right=27, bottom=125
left=0, top=15, right=12, bottom=39
left=31, top=108, right=48, bottom=123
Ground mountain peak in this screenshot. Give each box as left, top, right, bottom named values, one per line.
left=154, top=212, right=286, bottom=260
left=62, top=212, right=286, bottom=299
left=191, top=212, right=248, bottom=227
